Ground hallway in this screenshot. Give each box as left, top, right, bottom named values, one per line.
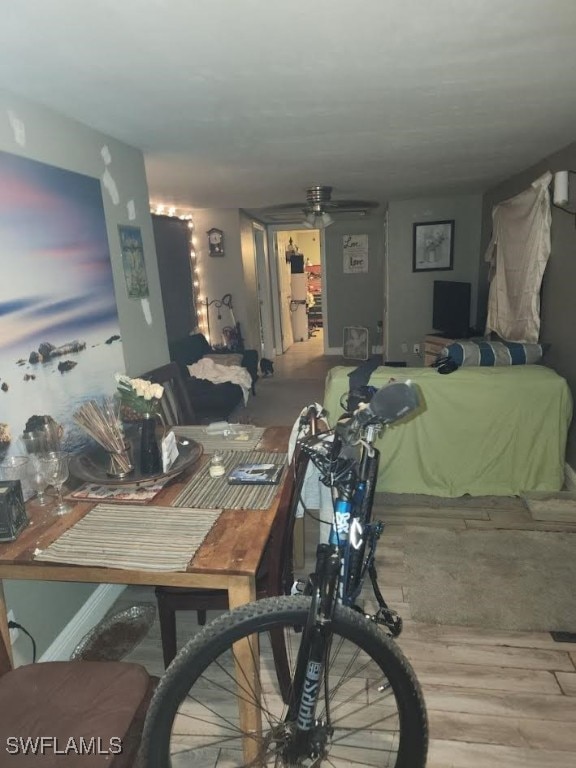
left=272, top=329, right=336, bottom=375
left=239, top=330, right=344, bottom=426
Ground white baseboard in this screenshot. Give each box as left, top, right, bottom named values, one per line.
left=325, top=346, right=384, bottom=357
left=564, top=462, right=576, bottom=491
left=39, top=584, right=126, bottom=662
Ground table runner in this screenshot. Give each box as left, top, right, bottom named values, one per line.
left=174, top=425, right=264, bottom=453
left=34, top=504, right=222, bottom=571
left=172, top=450, right=287, bottom=510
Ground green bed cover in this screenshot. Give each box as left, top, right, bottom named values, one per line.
left=323, top=365, right=573, bottom=497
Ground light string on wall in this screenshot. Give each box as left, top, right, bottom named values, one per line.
left=150, top=204, right=208, bottom=338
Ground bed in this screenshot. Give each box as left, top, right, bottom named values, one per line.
left=323, top=365, right=573, bottom=497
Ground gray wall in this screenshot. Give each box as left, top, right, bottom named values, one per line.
left=387, top=194, right=483, bottom=364
left=188, top=209, right=259, bottom=348
left=481, top=142, right=576, bottom=468
left=323, top=215, right=386, bottom=352
left=0, top=88, right=169, bottom=662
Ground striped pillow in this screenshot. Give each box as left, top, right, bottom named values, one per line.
left=441, top=340, right=543, bottom=367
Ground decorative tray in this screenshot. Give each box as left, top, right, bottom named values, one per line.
left=69, top=439, right=203, bottom=488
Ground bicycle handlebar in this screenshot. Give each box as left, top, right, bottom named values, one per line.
left=336, top=380, right=421, bottom=444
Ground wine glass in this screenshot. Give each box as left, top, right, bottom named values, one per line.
left=26, top=454, right=51, bottom=506
left=35, top=423, right=62, bottom=454
left=0, top=456, right=31, bottom=500
left=40, top=452, right=71, bottom=515
left=21, top=424, right=61, bottom=456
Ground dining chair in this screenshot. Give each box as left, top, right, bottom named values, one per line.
left=155, top=448, right=310, bottom=676
left=141, top=361, right=198, bottom=425
left=0, top=625, right=155, bottom=766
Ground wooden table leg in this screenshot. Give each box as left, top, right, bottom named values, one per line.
left=228, top=575, right=262, bottom=766
left=0, top=580, right=13, bottom=672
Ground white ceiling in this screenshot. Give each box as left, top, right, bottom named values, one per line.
left=2, top=1, right=576, bottom=218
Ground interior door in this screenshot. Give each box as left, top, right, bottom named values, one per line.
left=152, top=215, right=194, bottom=342
left=253, top=224, right=275, bottom=359
left=273, top=231, right=294, bottom=352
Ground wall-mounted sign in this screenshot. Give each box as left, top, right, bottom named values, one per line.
left=343, top=234, right=368, bottom=273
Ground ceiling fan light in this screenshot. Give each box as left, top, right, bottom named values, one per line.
left=320, top=212, right=334, bottom=227
left=302, top=212, right=316, bottom=228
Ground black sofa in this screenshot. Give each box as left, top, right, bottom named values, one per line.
left=168, top=333, right=258, bottom=423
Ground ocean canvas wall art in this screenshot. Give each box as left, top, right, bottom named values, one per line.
left=0, top=149, right=125, bottom=459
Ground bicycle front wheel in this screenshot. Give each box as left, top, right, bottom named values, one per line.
left=142, top=595, right=427, bottom=767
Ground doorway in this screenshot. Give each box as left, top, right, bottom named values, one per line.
left=267, top=227, right=326, bottom=356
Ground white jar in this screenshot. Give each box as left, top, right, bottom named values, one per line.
left=209, top=453, right=226, bottom=478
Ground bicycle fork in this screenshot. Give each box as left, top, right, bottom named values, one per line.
left=284, top=545, right=340, bottom=764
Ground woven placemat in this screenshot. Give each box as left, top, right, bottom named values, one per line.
left=172, top=450, right=287, bottom=510
left=34, top=504, right=221, bottom=571
left=174, top=425, right=264, bottom=453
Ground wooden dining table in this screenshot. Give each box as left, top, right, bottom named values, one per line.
left=0, top=425, right=291, bottom=762
left=0, top=427, right=290, bottom=759
left=0, top=425, right=291, bottom=651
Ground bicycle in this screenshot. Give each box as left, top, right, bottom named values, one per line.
left=142, top=380, right=428, bottom=767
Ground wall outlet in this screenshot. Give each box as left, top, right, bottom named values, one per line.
left=413, top=343, right=421, bottom=355
left=7, top=609, right=19, bottom=642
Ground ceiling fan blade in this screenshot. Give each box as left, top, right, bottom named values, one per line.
left=325, top=200, right=380, bottom=210
left=261, top=199, right=379, bottom=214
left=259, top=202, right=307, bottom=213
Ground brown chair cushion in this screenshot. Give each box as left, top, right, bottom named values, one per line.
left=0, top=661, right=150, bottom=766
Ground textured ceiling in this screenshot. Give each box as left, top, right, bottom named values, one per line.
left=1, top=1, right=576, bottom=216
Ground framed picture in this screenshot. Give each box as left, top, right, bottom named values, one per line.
left=207, top=227, right=225, bottom=256
left=412, top=220, right=454, bottom=272
left=118, top=224, right=149, bottom=298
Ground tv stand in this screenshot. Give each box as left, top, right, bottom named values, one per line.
left=423, top=333, right=456, bottom=367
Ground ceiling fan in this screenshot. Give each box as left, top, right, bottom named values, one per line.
left=259, top=185, right=379, bottom=228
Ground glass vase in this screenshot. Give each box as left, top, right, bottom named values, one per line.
left=106, top=443, right=134, bottom=479
left=140, top=414, right=162, bottom=475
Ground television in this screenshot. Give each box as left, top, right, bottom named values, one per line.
left=432, top=280, right=471, bottom=338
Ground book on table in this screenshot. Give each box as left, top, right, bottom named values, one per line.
left=227, top=463, right=283, bottom=485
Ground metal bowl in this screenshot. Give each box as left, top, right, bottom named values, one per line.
left=69, top=438, right=202, bottom=487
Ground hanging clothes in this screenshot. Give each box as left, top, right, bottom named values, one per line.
left=484, top=172, right=552, bottom=343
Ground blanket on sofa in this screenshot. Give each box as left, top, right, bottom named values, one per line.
left=188, top=357, right=253, bottom=405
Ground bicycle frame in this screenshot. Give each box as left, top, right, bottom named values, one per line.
left=283, top=420, right=402, bottom=763
left=297, top=421, right=401, bottom=632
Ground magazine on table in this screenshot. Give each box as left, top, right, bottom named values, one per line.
left=227, top=463, right=283, bottom=485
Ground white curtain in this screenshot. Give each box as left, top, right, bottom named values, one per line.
left=484, top=172, right=552, bottom=343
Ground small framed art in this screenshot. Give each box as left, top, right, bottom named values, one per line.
left=118, top=224, right=150, bottom=298
left=412, top=220, right=454, bottom=272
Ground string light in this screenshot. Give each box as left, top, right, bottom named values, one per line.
left=150, top=203, right=207, bottom=335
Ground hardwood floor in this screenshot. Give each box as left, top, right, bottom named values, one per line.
left=116, top=338, right=576, bottom=766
